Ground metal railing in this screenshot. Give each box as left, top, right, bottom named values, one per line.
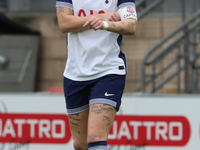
left=141, top=8, right=200, bottom=93
left=136, top=0, right=165, bottom=20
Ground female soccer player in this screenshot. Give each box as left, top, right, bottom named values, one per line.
left=56, top=0, right=138, bottom=149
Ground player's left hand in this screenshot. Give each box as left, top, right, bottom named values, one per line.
left=83, top=17, right=104, bottom=31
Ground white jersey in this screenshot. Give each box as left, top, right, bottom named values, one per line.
left=56, top=0, right=137, bottom=81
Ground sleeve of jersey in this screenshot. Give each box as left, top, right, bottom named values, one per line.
left=56, top=0, right=73, bottom=10
left=117, top=0, right=137, bottom=20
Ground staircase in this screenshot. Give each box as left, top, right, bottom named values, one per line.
left=141, top=7, right=200, bottom=94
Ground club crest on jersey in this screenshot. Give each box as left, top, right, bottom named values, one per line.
left=127, top=7, right=135, bottom=13
left=105, top=0, right=109, bottom=4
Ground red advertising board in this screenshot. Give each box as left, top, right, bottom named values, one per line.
left=0, top=94, right=199, bottom=150
left=0, top=113, right=190, bottom=147
left=0, top=113, right=71, bottom=144
left=108, top=115, right=190, bottom=146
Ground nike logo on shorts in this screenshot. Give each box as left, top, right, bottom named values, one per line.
left=105, top=92, right=115, bottom=96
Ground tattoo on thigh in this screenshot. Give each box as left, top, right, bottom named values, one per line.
left=106, top=122, right=112, bottom=134
left=68, top=114, right=81, bottom=121
left=75, top=131, right=81, bottom=134
left=69, top=113, right=80, bottom=117
left=103, top=116, right=112, bottom=133
left=91, top=104, right=114, bottom=114
left=103, top=116, right=110, bottom=121
left=74, top=113, right=80, bottom=116
left=68, top=114, right=81, bottom=126
left=69, top=121, right=78, bottom=126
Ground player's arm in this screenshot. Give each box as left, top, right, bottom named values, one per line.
left=83, top=6, right=138, bottom=35
left=106, top=18, right=138, bottom=35
left=57, top=7, right=120, bottom=33
left=57, top=7, right=90, bottom=33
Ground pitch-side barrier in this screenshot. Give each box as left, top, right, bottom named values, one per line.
left=0, top=93, right=199, bottom=150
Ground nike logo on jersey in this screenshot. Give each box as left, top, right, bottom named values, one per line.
left=105, top=92, right=115, bottom=96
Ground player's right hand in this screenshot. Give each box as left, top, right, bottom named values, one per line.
left=100, top=12, right=120, bottom=22
left=83, top=17, right=104, bottom=31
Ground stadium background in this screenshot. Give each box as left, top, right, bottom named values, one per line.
left=0, top=0, right=200, bottom=150
left=0, top=0, right=199, bottom=94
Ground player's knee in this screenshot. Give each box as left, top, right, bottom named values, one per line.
left=73, top=140, right=87, bottom=150
left=87, top=130, right=105, bottom=143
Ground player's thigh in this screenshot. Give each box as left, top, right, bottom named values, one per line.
left=68, top=109, right=89, bottom=147
left=87, top=103, right=116, bottom=142
left=63, top=77, right=90, bottom=114
left=89, top=74, right=126, bottom=112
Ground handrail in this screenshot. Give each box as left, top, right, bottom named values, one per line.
left=141, top=8, right=200, bottom=92
left=137, top=0, right=165, bottom=20
left=147, top=19, right=200, bottom=65
left=142, top=8, right=200, bottom=64
left=150, top=65, right=185, bottom=93
left=136, top=0, right=146, bottom=7
left=18, top=48, right=33, bottom=83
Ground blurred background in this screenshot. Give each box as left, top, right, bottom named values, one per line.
left=0, top=1, right=200, bottom=149
left=0, top=0, right=200, bottom=94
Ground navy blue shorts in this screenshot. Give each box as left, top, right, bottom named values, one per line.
left=63, top=74, right=126, bottom=114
